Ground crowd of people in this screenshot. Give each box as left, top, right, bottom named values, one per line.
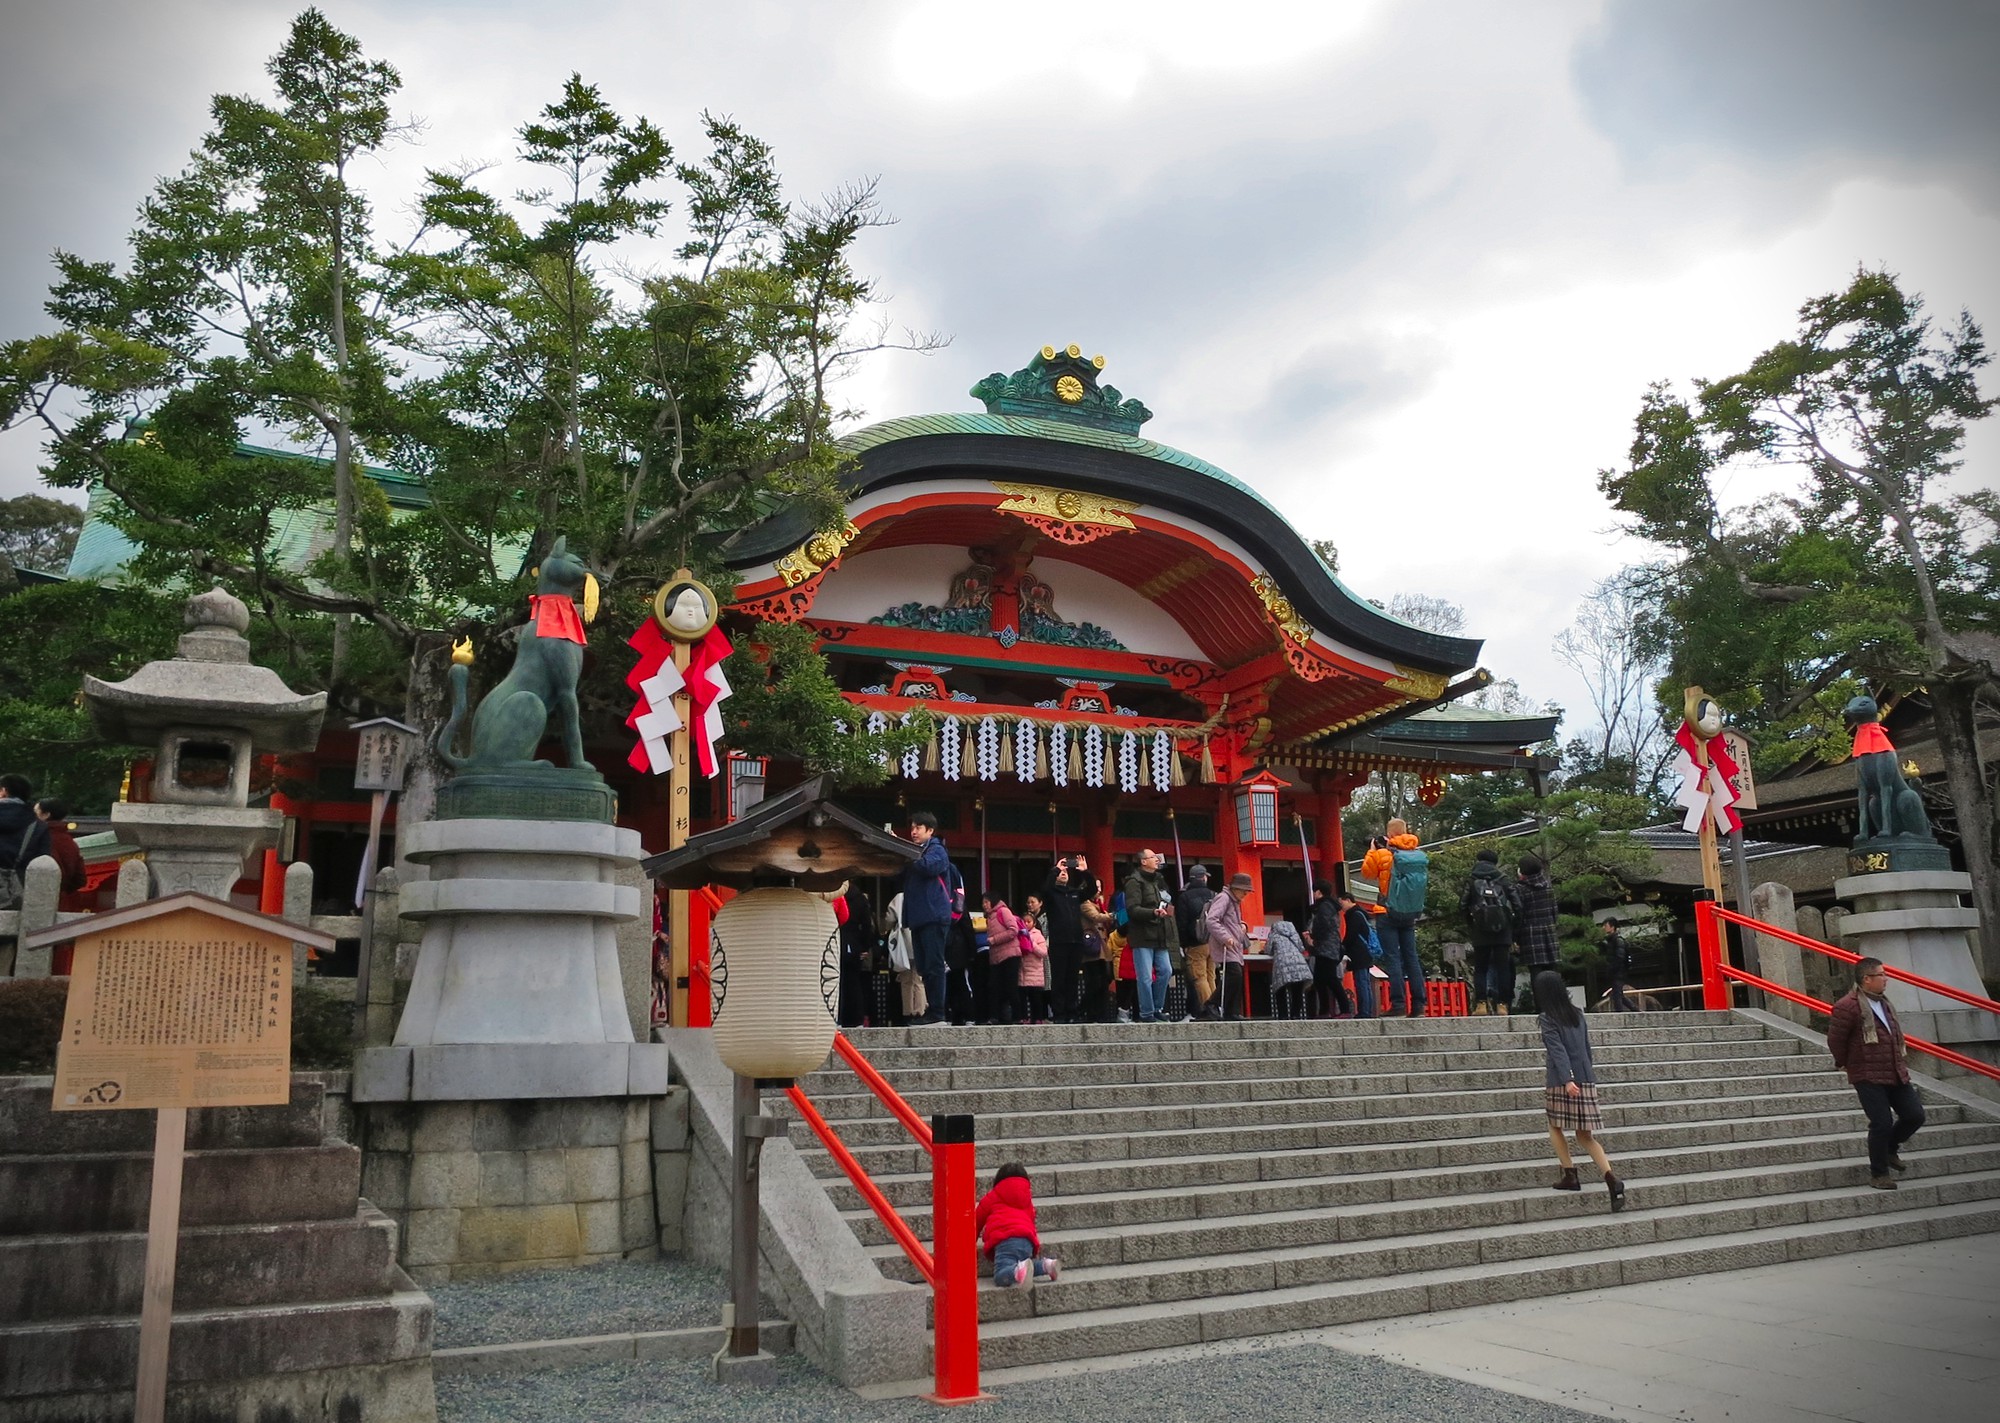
left=829, top=810, right=1595, bottom=1030
left=0, top=773, right=87, bottom=911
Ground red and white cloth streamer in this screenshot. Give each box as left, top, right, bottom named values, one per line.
left=626, top=621, right=733, bottom=778
left=1672, top=719, right=1743, bottom=834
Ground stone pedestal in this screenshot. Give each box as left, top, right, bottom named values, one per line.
left=1835, top=870, right=2000, bottom=1068
left=359, top=1096, right=657, bottom=1286
left=353, top=818, right=668, bottom=1102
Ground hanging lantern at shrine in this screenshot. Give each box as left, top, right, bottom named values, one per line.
left=1233, top=769, right=1290, bottom=847
left=1417, top=773, right=1447, bottom=806
left=708, top=888, right=840, bottom=1079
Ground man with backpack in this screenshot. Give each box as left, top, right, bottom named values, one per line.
left=1176, top=864, right=1219, bottom=1020
left=1362, top=818, right=1428, bottom=1017
left=1460, top=847, right=1520, bottom=1015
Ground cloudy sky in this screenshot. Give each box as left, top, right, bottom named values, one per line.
left=4, top=0, right=1996, bottom=722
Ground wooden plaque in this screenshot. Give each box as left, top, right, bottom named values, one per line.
left=52, top=903, right=298, bottom=1111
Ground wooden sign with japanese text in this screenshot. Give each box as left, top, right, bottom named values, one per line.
left=51, top=901, right=302, bottom=1111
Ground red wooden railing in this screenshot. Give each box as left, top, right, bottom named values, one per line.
left=1695, top=895, right=2000, bottom=1083
left=785, top=1032, right=986, bottom=1404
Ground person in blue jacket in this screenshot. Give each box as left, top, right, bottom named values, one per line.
left=899, top=811, right=955, bottom=1026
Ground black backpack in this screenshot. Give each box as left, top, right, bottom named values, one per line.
left=1179, top=887, right=1214, bottom=945
left=1467, top=876, right=1514, bottom=938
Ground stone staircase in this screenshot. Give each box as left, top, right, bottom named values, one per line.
left=0, top=1073, right=435, bottom=1422
left=784, top=1012, right=2000, bottom=1371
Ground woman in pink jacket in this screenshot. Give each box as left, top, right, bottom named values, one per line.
left=1016, top=894, right=1051, bottom=1024
left=984, top=894, right=1024, bottom=1025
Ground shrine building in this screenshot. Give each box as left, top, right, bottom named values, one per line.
left=699, top=345, right=1547, bottom=927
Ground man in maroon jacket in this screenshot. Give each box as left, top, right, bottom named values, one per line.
left=1827, top=957, right=1926, bottom=1190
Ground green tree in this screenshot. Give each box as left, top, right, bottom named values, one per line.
left=1, top=13, right=932, bottom=810
left=1601, top=268, right=2000, bottom=970
left=0, top=495, right=83, bottom=574
left=0, top=583, right=184, bottom=809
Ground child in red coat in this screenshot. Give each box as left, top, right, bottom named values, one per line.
left=974, top=1162, right=1061, bottom=1287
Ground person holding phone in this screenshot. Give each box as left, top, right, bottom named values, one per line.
left=1039, top=853, right=1099, bottom=1022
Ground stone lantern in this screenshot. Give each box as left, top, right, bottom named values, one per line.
left=82, top=587, right=326, bottom=900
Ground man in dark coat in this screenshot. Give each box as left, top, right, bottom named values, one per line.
left=1039, top=853, right=1099, bottom=1023
left=1828, top=957, right=1925, bottom=1190
left=1459, top=848, right=1519, bottom=1015
left=1600, top=917, right=1636, bottom=1012
left=898, top=812, right=954, bottom=1026
left=0, top=774, right=50, bottom=905
left=1177, top=864, right=1219, bottom=1020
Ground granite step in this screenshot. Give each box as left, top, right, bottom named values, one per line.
left=971, top=1197, right=2000, bottom=1368
left=796, top=1093, right=1973, bottom=1179
left=0, top=1076, right=334, bottom=1155
left=0, top=1144, right=363, bottom=1235
left=0, top=1283, right=435, bottom=1398
left=878, top=1163, right=2000, bottom=1305
left=0, top=1207, right=402, bottom=1323
left=840, top=1137, right=2000, bottom=1245
left=785, top=1064, right=1853, bottom=1127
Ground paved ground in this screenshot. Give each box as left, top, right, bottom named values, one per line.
left=429, top=1258, right=773, bottom=1349
left=1320, top=1234, right=2000, bottom=1423
left=431, top=1238, right=2000, bottom=1421
left=438, top=1343, right=1602, bottom=1422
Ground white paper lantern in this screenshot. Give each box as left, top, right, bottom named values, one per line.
left=709, top=887, right=840, bottom=1079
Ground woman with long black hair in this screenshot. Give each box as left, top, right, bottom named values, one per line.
left=1534, top=970, right=1627, bottom=1210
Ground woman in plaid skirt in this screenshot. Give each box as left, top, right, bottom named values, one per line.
left=1534, top=970, right=1627, bottom=1210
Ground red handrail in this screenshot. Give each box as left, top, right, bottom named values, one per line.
left=1708, top=902, right=2000, bottom=1015
left=785, top=1084, right=935, bottom=1284
left=834, top=1032, right=935, bottom=1152
left=789, top=1032, right=984, bottom=1402
left=1695, top=898, right=2000, bottom=1082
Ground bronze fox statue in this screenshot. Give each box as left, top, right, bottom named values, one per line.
left=436, top=538, right=594, bottom=771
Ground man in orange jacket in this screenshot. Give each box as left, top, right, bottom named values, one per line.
left=1360, top=817, right=1428, bottom=1016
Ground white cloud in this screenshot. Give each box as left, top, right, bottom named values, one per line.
left=2, top=0, right=1993, bottom=733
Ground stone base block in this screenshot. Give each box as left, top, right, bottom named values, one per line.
left=353, top=1043, right=669, bottom=1102
left=364, top=1097, right=657, bottom=1282
left=711, top=1348, right=786, bottom=1386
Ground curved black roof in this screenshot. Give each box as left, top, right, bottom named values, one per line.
left=722, top=421, right=1483, bottom=676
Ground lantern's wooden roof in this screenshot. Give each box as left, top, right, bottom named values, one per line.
left=641, top=773, right=920, bottom=891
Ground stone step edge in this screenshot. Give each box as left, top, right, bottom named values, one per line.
left=801, top=1117, right=2000, bottom=1184
left=873, top=1169, right=2000, bottom=1280
left=801, top=1054, right=1846, bottom=1095
left=795, top=1087, right=1878, bottom=1139
left=431, top=1320, right=795, bottom=1377
left=795, top=1101, right=1947, bottom=1167
left=842, top=1032, right=1784, bottom=1065
left=975, top=1197, right=2000, bottom=1341
left=838, top=1142, right=2000, bottom=1233
left=787, top=1073, right=1857, bottom=1123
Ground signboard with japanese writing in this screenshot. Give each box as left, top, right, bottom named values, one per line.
left=40, top=896, right=330, bottom=1111
left=1720, top=729, right=1757, bottom=810
left=352, top=718, right=417, bottom=792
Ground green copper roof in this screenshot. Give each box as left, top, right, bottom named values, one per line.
left=838, top=410, right=1287, bottom=520
left=67, top=433, right=430, bottom=584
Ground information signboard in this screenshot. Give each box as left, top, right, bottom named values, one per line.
left=37, top=895, right=332, bottom=1112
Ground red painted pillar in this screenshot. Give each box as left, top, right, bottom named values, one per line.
left=1316, top=774, right=1361, bottom=891
left=1695, top=891, right=1729, bottom=1011
left=928, top=1112, right=986, bottom=1402
left=261, top=786, right=294, bottom=915
left=1084, top=799, right=1116, bottom=900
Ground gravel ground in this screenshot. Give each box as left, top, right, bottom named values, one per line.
left=429, top=1257, right=774, bottom=1350
left=437, top=1343, right=1603, bottom=1423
